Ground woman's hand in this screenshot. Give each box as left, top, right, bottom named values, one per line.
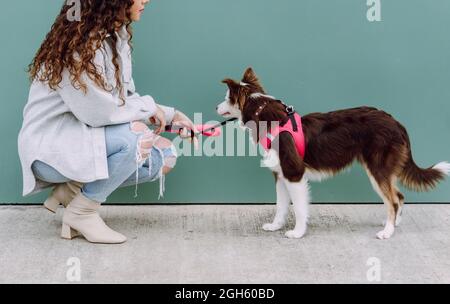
left=149, top=105, right=166, bottom=135
left=172, top=110, right=199, bottom=149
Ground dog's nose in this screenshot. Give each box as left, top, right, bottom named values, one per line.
left=216, top=106, right=219, bottom=111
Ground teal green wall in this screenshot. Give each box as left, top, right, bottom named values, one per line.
left=1, top=0, right=449, bottom=203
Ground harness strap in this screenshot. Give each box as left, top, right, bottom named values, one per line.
left=289, top=114, right=298, bottom=132
left=285, top=105, right=298, bottom=132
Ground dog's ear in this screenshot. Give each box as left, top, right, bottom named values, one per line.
left=222, top=78, right=248, bottom=109
left=242, top=67, right=265, bottom=93
left=222, top=78, right=240, bottom=91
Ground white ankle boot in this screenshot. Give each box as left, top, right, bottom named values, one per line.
left=44, top=181, right=84, bottom=213
left=61, top=192, right=127, bottom=244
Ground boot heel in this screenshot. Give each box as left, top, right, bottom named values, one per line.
left=61, top=223, right=79, bottom=240
left=44, top=196, right=60, bottom=213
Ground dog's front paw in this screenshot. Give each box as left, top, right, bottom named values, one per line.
left=262, top=223, right=283, bottom=232
left=376, top=227, right=394, bottom=240
left=285, top=229, right=306, bottom=239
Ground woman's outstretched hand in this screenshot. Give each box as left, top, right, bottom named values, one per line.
left=149, top=105, right=166, bottom=135
left=172, top=110, right=200, bottom=149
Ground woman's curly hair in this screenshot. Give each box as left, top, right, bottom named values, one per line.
left=28, top=0, right=135, bottom=104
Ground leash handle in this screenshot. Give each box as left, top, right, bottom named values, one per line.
left=163, top=124, right=219, bottom=137
left=161, top=118, right=238, bottom=138
left=164, top=125, right=197, bottom=138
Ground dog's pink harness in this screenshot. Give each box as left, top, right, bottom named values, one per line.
left=260, top=111, right=306, bottom=158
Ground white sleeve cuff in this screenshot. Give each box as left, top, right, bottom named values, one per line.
left=157, top=104, right=176, bottom=124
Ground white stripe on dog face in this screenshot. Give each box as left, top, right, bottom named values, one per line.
left=216, top=89, right=242, bottom=119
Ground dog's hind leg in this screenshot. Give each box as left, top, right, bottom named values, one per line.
left=263, top=174, right=291, bottom=232
left=283, top=177, right=310, bottom=239
left=393, top=183, right=405, bottom=226
left=377, top=179, right=404, bottom=227
left=364, top=167, right=399, bottom=239
left=377, top=180, right=400, bottom=239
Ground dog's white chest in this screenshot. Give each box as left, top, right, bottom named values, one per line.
left=261, top=149, right=282, bottom=174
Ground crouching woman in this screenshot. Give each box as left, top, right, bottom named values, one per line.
left=18, top=0, right=197, bottom=244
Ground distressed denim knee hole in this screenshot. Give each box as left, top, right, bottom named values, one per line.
left=129, top=121, right=160, bottom=198
left=130, top=121, right=156, bottom=162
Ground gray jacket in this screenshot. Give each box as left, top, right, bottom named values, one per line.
left=18, top=26, right=175, bottom=197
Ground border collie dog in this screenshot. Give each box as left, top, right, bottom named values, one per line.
left=216, top=67, right=450, bottom=240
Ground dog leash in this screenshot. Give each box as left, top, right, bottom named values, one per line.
left=134, top=118, right=237, bottom=200
left=163, top=117, right=238, bottom=138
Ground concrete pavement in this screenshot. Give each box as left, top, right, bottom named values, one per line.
left=0, top=204, right=449, bottom=283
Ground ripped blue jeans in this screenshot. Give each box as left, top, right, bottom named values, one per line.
left=31, top=121, right=177, bottom=203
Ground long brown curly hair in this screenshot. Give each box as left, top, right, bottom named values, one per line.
left=28, top=0, right=135, bottom=104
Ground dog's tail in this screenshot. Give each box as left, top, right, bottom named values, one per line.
left=399, top=152, right=450, bottom=192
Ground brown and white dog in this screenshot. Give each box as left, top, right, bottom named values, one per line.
left=216, top=67, right=450, bottom=239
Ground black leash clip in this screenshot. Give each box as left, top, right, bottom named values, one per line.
left=285, top=105, right=298, bottom=132
left=286, top=105, right=295, bottom=115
